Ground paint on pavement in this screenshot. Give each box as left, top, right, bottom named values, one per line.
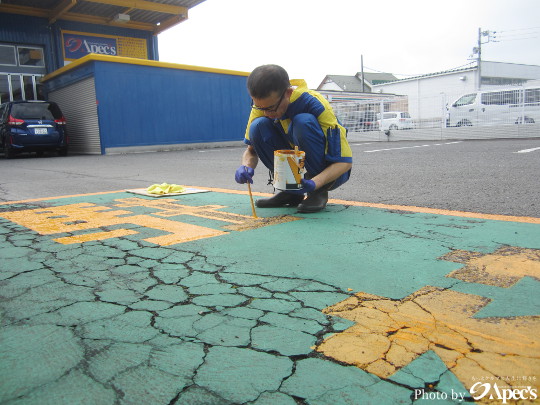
left=0, top=189, right=538, bottom=404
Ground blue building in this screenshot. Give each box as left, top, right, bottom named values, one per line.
left=0, top=1, right=250, bottom=154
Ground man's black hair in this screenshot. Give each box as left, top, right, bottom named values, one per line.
left=247, top=64, right=290, bottom=99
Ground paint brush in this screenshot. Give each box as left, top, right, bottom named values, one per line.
left=247, top=181, right=258, bottom=218
left=244, top=166, right=258, bottom=218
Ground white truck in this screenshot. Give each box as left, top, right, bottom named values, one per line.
left=446, top=86, right=540, bottom=127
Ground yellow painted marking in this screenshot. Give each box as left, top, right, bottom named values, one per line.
left=469, top=253, right=540, bottom=279
left=114, top=198, right=252, bottom=224
left=0, top=202, right=227, bottom=246
left=318, top=248, right=540, bottom=395
left=327, top=198, right=540, bottom=225
left=317, top=286, right=540, bottom=393
left=0, top=197, right=298, bottom=246
left=444, top=247, right=540, bottom=287
left=0, top=187, right=538, bottom=224
left=222, top=214, right=301, bottom=231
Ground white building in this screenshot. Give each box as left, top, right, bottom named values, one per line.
left=317, top=62, right=540, bottom=123
left=370, top=61, right=540, bottom=121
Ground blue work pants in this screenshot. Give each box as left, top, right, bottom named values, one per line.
left=249, top=114, right=349, bottom=190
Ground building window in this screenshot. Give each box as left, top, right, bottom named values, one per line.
left=0, top=45, right=17, bottom=66
left=18, top=46, right=45, bottom=67
left=481, top=77, right=526, bottom=86
left=525, top=88, right=540, bottom=104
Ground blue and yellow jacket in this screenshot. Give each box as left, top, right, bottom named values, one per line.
left=244, top=79, right=353, bottom=164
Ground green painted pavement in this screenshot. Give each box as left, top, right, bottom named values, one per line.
left=0, top=190, right=538, bottom=404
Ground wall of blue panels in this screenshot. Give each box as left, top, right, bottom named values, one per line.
left=0, top=13, right=157, bottom=73
left=93, top=61, right=250, bottom=149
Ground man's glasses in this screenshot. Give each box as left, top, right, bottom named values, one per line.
left=251, top=88, right=288, bottom=112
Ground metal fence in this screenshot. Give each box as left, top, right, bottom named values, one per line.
left=328, top=83, right=540, bottom=141
left=0, top=73, right=44, bottom=103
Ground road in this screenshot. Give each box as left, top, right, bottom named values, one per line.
left=1, top=137, right=539, bottom=404
left=1, top=138, right=539, bottom=217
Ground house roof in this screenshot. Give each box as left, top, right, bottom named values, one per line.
left=318, top=72, right=400, bottom=92
left=0, top=0, right=205, bottom=34
left=358, top=72, right=398, bottom=85
left=319, top=75, right=366, bottom=92
left=371, top=65, right=477, bottom=85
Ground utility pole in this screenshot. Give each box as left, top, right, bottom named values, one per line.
left=473, top=28, right=495, bottom=90
left=477, top=27, right=482, bottom=90
left=360, top=54, right=365, bottom=93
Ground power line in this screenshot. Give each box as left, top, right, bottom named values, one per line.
left=489, top=27, right=540, bottom=42
left=363, top=61, right=475, bottom=78
left=496, top=29, right=540, bottom=36
left=363, top=65, right=426, bottom=76
left=496, top=26, right=540, bottom=33
left=495, top=36, right=539, bottom=42
left=363, top=26, right=538, bottom=78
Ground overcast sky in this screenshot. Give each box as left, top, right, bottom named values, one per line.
left=158, top=0, right=540, bottom=88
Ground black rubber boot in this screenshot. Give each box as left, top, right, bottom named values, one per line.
left=256, top=192, right=305, bottom=208
left=296, top=189, right=329, bottom=213
left=296, top=180, right=335, bottom=213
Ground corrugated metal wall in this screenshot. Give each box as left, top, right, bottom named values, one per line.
left=0, top=14, right=57, bottom=72
left=48, top=77, right=102, bottom=154
left=0, top=13, right=157, bottom=74
left=93, top=61, right=250, bottom=151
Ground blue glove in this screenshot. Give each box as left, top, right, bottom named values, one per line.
left=235, top=165, right=254, bottom=184
left=286, top=179, right=316, bottom=194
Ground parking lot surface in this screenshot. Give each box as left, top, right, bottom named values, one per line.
left=1, top=138, right=539, bottom=218
left=1, top=186, right=539, bottom=404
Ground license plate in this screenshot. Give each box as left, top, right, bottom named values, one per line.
left=34, top=128, right=48, bottom=135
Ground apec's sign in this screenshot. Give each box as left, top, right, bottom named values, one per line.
left=63, top=33, right=117, bottom=60
left=62, top=30, right=148, bottom=62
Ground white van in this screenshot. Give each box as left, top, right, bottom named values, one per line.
left=376, top=111, right=414, bottom=130
left=446, top=86, right=540, bottom=127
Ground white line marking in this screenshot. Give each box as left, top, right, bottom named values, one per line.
left=198, top=148, right=243, bottom=152
left=514, top=147, right=540, bottom=154
left=363, top=141, right=461, bottom=153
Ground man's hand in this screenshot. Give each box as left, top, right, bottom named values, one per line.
left=235, top=165, right=254, bottom=184
left=286, top=179, right=316, bottom=194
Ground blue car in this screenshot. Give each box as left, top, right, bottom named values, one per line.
left=0, top=100, right=68, bottom=158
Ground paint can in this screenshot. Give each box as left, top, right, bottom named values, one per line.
left=273, top=148, right=306, bottom=191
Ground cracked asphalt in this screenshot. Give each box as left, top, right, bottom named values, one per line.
left=0, top=186, right=539, bottom=404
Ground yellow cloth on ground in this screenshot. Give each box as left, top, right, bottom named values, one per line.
left=146, top=183, right=185, bottom=195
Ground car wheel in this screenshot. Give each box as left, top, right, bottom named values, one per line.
left=515, top=116, right=535, bottom=124
left=3, top=138, right=15, bottom=159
